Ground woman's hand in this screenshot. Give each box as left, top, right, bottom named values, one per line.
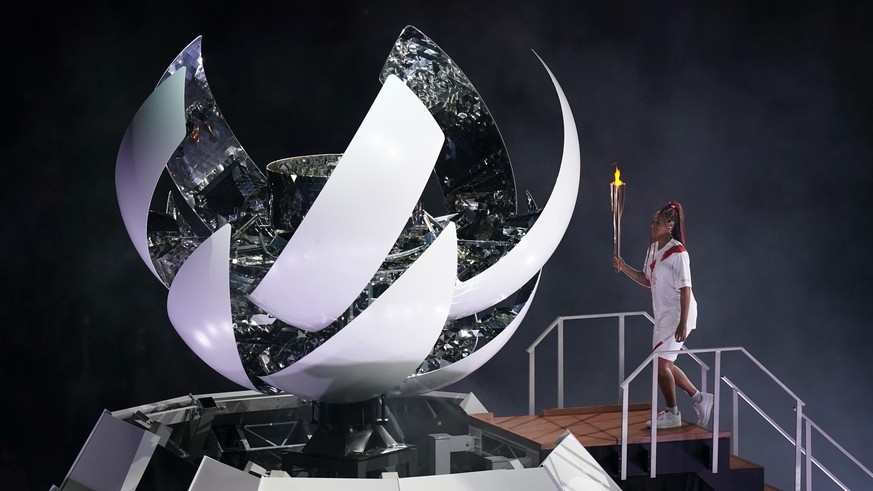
left=612, top=255, right=625, bottom=272
left=615, top=256, right=651, bottom=288
left=674, top=322, right=687, bottom=342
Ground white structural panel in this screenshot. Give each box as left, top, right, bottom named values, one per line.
left=190, top=459, right=618, bottom=491
left=115, top=67, right=187, bottom=284
left=541, top=433, right=623, bottom=491
left=398, top=468, right=559, bottom=491
left=392, top=274, right=540, bottom=397
left=260, top=224, right=458, bottom=403
left=189, top=457, right=260, bottom=491
left=258, top=477, right=400, bottom=491
left=166, top=224, right=256, bottom=391
left=447, top=57, right=580, bottom=320
left=60, top=411, right=161, bottom=491
left=249, top=75, right=445, bottom=332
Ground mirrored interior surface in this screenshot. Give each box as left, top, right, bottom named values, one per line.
left=380, top=26, right=518, bottom=239
left=145, top=27, right=546, bottom=388
left=146, top=37, right=270, bottom=289
left=413, top=272, right=540, bottom=375
left=267, top=154, right=340, bottom=236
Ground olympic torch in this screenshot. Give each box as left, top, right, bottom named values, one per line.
left=610, top=164, right=625, bottom=271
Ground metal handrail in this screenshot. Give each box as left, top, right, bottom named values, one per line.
left=620, top=347, right=805, bottom=486
left=619, top=346, right=873, bottom=491
left=804, top=414, right=873, bottom=485
left=526, top=312, right=710, bottom=415
left=721, top=377, right=856, bottom=491
left=619, top=348, right=739, bottom=482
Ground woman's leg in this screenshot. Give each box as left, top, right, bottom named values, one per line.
left=657, top=358, right=678, bottom=407
left=658, top=358, right=698, bottom=407
left=671, top=363, right=698, bottom=397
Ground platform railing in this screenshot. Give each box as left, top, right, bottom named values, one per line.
left=620, top=347, right=873, bottom=491
left=619, top=347, right=786, bottom=482
left=722, top=376, right=873, bottom=491
left=526, top=312, right=709, bottom=416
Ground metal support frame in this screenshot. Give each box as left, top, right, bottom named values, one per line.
left=795, top=400, right=803, bottom=490
left=649, top=356, right=658, bottom=478
left=618, top=315, right=625, bottom=402
left=732, top=388, right=739, bottom=456
left=428, top=433, right=475, bottom=475
left=805, top=419, right=812, bottom=491
left=712, top=351, right=721, bottom=474
left=528, top=350, right=536, bottom=416
left=471, top=425, right=541, bottom=470
left=557, top=319, right=564, bottom=409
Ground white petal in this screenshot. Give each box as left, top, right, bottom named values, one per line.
left=115, top=68, right=187, bottom=283
left=249, top=75, right=445, bottom=332
left=166, top=224, right=256, bottom=391
left=260, top=224, right=457, bottom=403
left=448, top=58, right=579, bottom=319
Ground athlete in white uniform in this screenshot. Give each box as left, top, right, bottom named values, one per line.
left=646, top=237, right=697, bottom=361
left=613, top=201, right=713, bottom=429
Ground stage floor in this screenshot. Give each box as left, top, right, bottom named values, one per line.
left=468, top=403, right=729, bottom=452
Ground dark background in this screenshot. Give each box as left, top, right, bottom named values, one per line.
left=2, top=1, right=871, bottom=489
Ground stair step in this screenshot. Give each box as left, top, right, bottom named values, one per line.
left=730, top=454, right=762, bottom=470
left=730, top=454, right=782, bottom=491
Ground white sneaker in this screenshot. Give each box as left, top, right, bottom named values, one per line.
left=646, top=410, right=681, bottom=429
left=693, top=392, right=714, bottom=427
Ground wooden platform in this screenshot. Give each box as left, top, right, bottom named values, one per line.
left=468, top=403, right=730, bottom=452
left=467, top=404, right=771, bottom=490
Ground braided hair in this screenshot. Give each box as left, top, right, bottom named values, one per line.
left=659, top=200, right=686, bottom=245
left=644, top=201, right=687, bottom=277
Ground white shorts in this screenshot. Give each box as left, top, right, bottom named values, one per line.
left=652, top=328, right=685, bottom=362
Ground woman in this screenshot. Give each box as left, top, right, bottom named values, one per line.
left=613, top=201, right=713, bottom=429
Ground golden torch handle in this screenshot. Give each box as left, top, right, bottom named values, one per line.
left=610, top=168, right=626, bottom=272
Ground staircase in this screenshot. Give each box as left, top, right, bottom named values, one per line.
left=468, top=403, right=770, bottom=490
left=525, top=311, right=872, bottom=490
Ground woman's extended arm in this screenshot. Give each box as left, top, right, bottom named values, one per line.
left=613, top=255, right=651, bottom=288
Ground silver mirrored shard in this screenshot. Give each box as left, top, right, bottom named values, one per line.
left=146, top=36, right=269, bottom=286
left=266, top=154, right=339, bottom=235
left=380, top=26, right=518, bottom=241
left=415, top=272, right=539, bottom=374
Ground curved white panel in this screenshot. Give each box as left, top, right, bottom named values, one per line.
left=167, top=225, right=256, bottom=390
left=393, top=274, right=541, bottom=396
left=259, top=224, right=458, bottom=403
left=541, top=433, right=623, bottom=490
left=189, top=457, right=259, bottom=491
left=249, top=75, right=445, bottom=332
left=115, top=68, right=187, bottom=283
left=259, top=469, right=558, bottom=491
left=447, top=58, right=579, bottom=319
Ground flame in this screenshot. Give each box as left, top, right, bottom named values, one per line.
left=613, top=166, right=624, bottom=186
